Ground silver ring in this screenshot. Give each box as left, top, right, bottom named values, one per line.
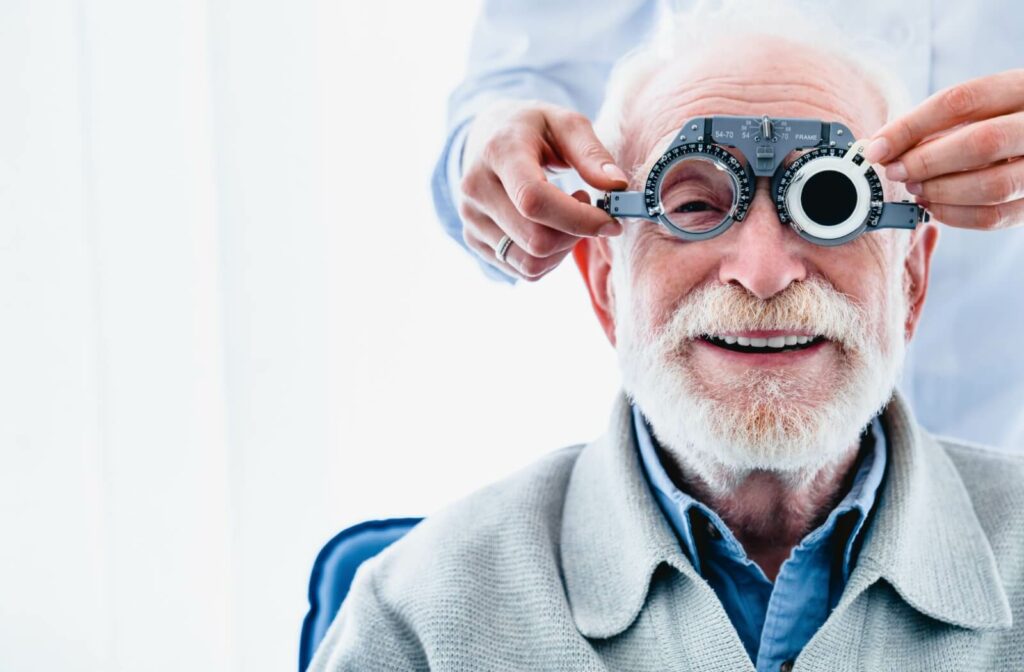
left=495, top=235, right=513, bottom=263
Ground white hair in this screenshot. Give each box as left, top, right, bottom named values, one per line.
left=592, top=0, right=914, bottom=167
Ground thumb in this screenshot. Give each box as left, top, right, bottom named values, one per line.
left=547, top=111, right=630, bottom=191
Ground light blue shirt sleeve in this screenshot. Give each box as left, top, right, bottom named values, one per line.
left=430, top=0, right=663, bottom=282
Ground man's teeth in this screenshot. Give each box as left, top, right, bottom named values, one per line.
left=717, top=334, right=814, bottom=348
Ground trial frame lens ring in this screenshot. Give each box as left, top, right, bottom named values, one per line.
left=783, top=156, right=870, bottom=241
left=651, top=149, right=746, bottom=241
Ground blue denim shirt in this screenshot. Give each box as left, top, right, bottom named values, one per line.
left=632, top=405, right=887, bottom=671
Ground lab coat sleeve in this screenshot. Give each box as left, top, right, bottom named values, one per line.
left=430, top=0, right=663, bottom=282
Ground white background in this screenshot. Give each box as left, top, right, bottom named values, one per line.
left=0, top=1, right=619, bottom=670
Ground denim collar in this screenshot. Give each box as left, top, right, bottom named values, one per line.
left=632, top=404, right=887, bottom=581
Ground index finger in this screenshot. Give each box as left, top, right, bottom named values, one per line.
left=867, top=69, right=1024, bottom=163
left=496, top=149, right=622, bottom=237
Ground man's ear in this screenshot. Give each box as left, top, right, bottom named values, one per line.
left=902, top=223, right=939, bottom=341
left=572, top=237, right=617, bottom=345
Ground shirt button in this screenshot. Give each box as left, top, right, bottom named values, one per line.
left=780, top=660, right=795, bottom=672
left=705, top=520, right=721, bottom=540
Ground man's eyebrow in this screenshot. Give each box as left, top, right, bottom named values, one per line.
left=782, top=148, right=813, bottom=167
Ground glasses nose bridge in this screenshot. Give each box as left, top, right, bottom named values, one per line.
left=728, top=148, right=788, bottom=220
left=741, top=177, right=787, bottom=233
left=740, top=172, right=785, bottom=223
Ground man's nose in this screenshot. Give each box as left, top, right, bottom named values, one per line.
left=717, top=183, right=808, bottom=299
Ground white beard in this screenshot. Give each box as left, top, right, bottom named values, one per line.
left=613, top=260, right=908, bottom=495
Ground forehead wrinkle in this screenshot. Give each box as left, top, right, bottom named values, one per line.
left=646, top=43, right=884, bottom=112
left=669, top=74, right=871, bottom=109
left=681, top=82, right=874, bottom=130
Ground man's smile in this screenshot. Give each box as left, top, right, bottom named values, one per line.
left=695, top=330, right=830, bottom=365
left=700, top=330, right=826, bottom=353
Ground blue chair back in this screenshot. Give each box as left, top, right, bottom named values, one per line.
left=299, top=517, right=423, bottom=671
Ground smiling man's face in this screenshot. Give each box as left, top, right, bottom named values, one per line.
left=577, top=39, right=939, bottom=491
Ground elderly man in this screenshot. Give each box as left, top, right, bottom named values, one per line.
left=310, top=23, right=1024, bottom=672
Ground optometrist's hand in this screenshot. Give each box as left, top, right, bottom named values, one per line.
left=865, top=69, right=1024, bottom=231
left=458, top=100, right=628, bottom=280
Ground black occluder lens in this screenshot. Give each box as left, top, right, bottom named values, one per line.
left=801, top=170, right=856, bottom=226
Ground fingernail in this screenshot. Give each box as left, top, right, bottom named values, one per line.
left=602, top=163, right=629, bottom=184
left=886, top=161, right=908, bottom=182
left=599, top=221, right=623, bottom=236
left=864, top=137, right=890, bottom=163
left=905, top=181, right=922, bottom=195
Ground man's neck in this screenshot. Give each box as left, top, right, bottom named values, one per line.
left=658, top=443, right=862, bottom=581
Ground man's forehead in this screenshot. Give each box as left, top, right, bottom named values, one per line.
left=626, top=48, right=886, bottom=171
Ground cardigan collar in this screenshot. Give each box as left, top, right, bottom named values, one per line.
left=559, top=391, right=1012, bottom=639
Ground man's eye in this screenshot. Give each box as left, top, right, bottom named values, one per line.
left=675, top=201, right=715, bottom=213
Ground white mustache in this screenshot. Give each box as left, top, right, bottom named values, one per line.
left=651, top=276, right=872, bottom=354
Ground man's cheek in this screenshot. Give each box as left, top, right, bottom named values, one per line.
left=638, top=275, right=684, bottom=334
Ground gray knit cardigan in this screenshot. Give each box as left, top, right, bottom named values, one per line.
left=309, top=392, right=1024, bottom=671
